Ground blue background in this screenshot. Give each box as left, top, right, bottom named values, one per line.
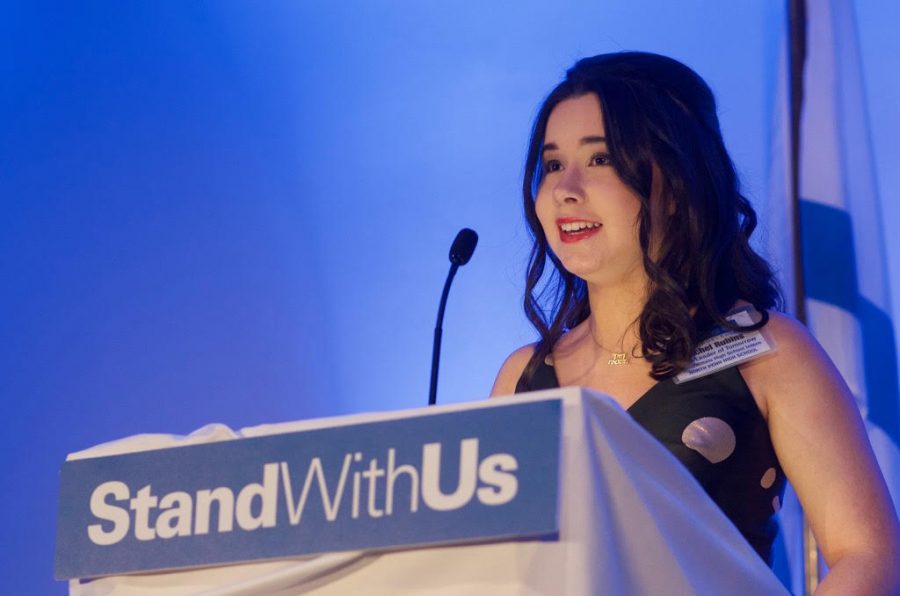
left=2, top=1, right=899, bottom=592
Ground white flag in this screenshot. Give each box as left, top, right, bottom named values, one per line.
left=766, top=0, right=900, bottom=590
left=798, top=0, right=900, bottom=510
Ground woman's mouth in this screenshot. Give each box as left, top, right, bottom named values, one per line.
left=557, top=219, right=601, bottom=243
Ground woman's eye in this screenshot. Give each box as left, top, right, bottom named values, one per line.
left=542, top=159, right=562, bottom=174
left=590, top=153, right=611, bottom=166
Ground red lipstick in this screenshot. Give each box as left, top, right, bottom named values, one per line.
left=557, top=217, right=602, bottom=243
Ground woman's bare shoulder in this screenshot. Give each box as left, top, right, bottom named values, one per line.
left=743, top=310, right=900, bottom=582
left=742, top=309, right=823, bottom=372
left=739, top=308, right=847, bottom=415
left=490, top=343, right=537, bottom=398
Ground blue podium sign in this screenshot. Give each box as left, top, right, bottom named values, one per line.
left=55, top=398, right=561, bottom=579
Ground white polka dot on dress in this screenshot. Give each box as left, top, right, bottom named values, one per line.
left=760, top=467, right=777, bottom=489
left=681, top=417, right=737, bottom=463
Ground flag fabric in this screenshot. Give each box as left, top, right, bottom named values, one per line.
left=798, top=0, right=900, bottom=511
left=767, top=0, right=900, bottom=591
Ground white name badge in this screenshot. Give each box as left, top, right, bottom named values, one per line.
left=674, top=307, right=774, bottom=384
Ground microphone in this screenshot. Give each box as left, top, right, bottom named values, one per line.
left=449, top=228, right=478, bottom=265
left=429, top=228, right=478, bottom=406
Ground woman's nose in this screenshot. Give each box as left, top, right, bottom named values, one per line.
left=553, top=166, right=585, bottom=204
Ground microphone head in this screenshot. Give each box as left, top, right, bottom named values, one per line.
left=449, top=228, right=478, bottom=265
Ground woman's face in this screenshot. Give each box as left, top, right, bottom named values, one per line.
left=535, top=93, right=647, bottom=288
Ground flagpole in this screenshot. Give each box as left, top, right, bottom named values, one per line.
left=789, top=0, right=807, bottom=326
left=787, top=0, right=819, bottom=593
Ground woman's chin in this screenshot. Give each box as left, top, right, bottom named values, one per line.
left=559, top=259, right=606, bottom=281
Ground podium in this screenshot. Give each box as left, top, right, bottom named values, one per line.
left=58, top=388, right=787, bottom=595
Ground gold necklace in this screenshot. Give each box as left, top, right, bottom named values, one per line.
left=607, top=352, right=629, bottom=366
left=588, top=322, right=643, bottom=366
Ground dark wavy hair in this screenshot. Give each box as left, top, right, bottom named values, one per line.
left=521, top=52, right=781, bottom=382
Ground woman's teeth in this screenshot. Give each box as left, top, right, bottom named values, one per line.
left=560, top=221, right=601, bottom=232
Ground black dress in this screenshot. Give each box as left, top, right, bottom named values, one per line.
left=516, top=358, right=786, bottom=564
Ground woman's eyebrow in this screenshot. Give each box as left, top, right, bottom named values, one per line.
left=541, top=136, right=608, bottom=154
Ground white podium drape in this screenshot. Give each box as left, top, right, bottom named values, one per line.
left=68, top=389, right=786, bottom=595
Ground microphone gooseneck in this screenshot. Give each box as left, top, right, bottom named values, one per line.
left=429, top=228, right=478, bottom=406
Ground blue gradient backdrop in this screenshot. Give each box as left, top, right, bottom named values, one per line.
left=2, top=1, right=898, bottom=593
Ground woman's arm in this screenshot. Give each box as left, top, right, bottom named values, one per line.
left=742, top=313, right=900, bottom=594
left=490, top=344, right=535, bottom=397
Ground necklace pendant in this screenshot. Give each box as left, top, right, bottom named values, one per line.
left=608, top=352, right=629, bottom=366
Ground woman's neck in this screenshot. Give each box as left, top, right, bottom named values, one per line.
left=584, top=277, right=649, bottom=352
